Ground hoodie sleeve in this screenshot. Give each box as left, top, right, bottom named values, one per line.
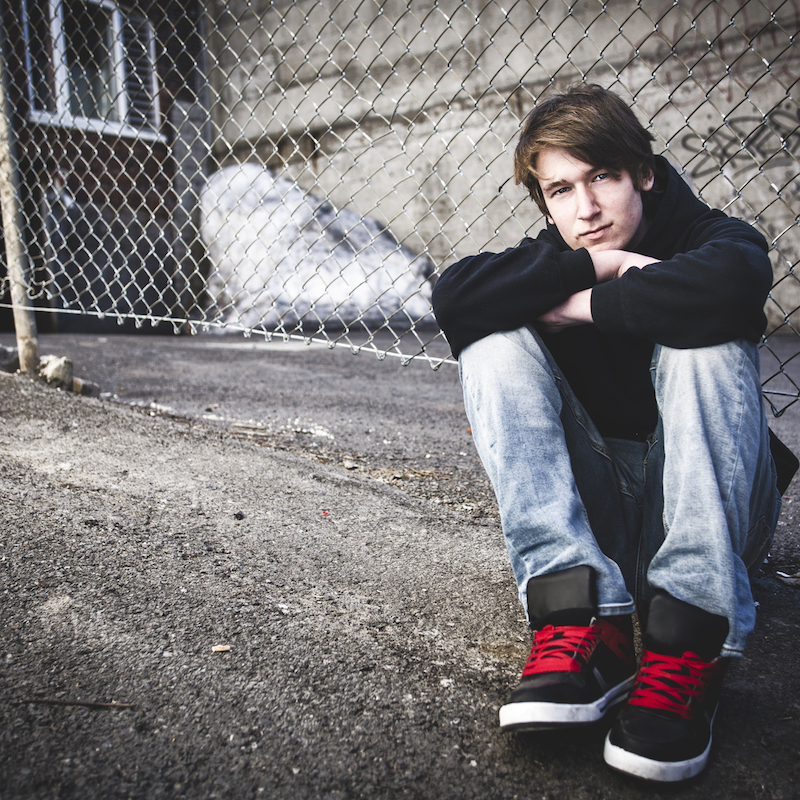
left=432, top=238, right=596, bottom=357
left=591, top=211, right=772, bottom=348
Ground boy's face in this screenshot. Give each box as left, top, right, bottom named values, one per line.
left=537, top=146, right=654, bottom=253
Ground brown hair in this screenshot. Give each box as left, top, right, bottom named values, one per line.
left=513, top=84, right=656, bottom=216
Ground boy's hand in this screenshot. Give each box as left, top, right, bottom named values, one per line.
left=537, top=289, right=593, bottom=332
left=591, top=250, right=660, bottom=281
left=537, top=252, right=661, bottom=333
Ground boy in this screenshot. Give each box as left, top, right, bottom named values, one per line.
left=432, top=84, right=783, bottom=782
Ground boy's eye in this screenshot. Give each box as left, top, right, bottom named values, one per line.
left=593, top=172, right=610, bottom=182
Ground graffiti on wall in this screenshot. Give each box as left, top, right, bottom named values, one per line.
left=679, top=106, right=800, bottom=179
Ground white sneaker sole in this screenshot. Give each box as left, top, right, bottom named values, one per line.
left=498, top=674, right=635, bottom=731
left=603, top=732, right=712, bottom=782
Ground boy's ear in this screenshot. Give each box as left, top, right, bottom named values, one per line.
left=641, top=167, right=655, bottom=192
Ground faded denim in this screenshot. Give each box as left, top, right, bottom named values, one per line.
left=459, top=326, right=781, bottom=656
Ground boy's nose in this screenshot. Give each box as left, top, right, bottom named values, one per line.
left=577, top=189, right=600, bottom=219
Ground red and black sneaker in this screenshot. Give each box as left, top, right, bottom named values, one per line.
left=499, top=566, right=636, bottom=731
left=499, top=617, right=637, bottom=730
left=604, top=591, right=730, bottom=782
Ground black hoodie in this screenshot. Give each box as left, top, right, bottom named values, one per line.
left=432, top=156, right=773, bottom=441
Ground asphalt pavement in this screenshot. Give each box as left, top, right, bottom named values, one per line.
left=1, top=330, right=799, bottom=800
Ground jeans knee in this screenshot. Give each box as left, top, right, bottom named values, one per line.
left=459, top=327, right=554, bottom=382
left=458, top=327, right=564, bottom=422
left=651, top=340, right=761, bottom=406
left=651, top=339, right=758, bottom=379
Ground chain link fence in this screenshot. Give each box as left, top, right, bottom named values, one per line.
left=1, top=0, right=799, bottom=408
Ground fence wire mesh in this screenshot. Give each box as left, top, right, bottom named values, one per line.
left=1, top=0, right=799, bottom=408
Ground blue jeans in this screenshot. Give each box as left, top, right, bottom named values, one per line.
left=459, top=327, right=781, bottom=657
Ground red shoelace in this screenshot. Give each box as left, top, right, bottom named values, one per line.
left=522, top=621, right=635, bottom=678
left=522, top=624, right=599, bottom=676
left=628, top=650, right=724, bottom=720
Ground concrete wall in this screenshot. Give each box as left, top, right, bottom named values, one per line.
left=205, top=0, right=800, bottom=331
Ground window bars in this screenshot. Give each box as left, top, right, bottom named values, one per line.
left=0, top=0, right=798, bottom=407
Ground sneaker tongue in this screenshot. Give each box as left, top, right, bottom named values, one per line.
left=526, top=565, right=597, bottom=629
left=644, top=592, right=729, bottom=662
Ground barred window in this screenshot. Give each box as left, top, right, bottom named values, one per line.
left=23, top=0, right=161, bottom=138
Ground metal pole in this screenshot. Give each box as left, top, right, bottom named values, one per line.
left=0, top=2, right=38, bottom=372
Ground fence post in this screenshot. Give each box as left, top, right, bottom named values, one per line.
left=0, top=6, right=38, bottom=372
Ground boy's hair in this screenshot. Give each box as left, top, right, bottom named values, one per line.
left=514, top=84, right=656, bottom=216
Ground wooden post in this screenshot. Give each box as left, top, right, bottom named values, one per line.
left=0, top=9, right=38, bottom=372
